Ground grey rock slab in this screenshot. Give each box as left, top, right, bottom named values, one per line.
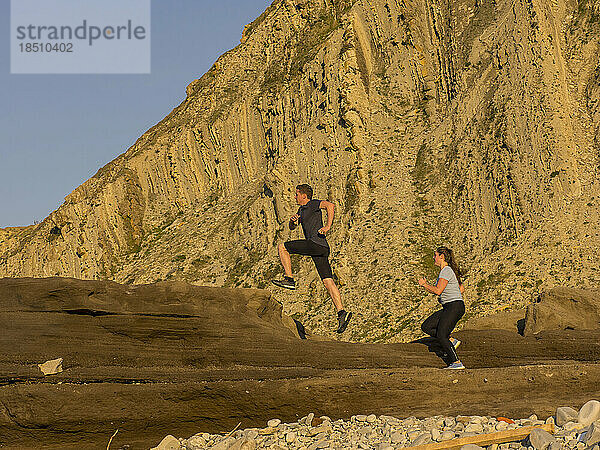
left=307, top=438, right=330, bottom=450
left=382, top=422, right=391, bottom=436
left=309, top=425, right=332, bottom=437
left=357, top=426, right=373, bottom=436
left=267, top=418, right=281, bottom=428
left=460, top=432, right=479, bottom=438
left=208, top=437, right=235, bottom=450
left=390, top=431, right=404, bottom=443
left=465, top=423, right=484, bottom=433
left=440, top=430, right=456, bottom=441
left=404, top=417, right=420, bottom=427
left=580, top=401, right=600, bottom=427
left=557, top=407, right=580, bottom=426
left=412, top=433, right=432, bottom=446
left=461, top=445, right=484, bottom=450
left=151, top=435, right=181, bottom=450
left=529, top=427, right=557, bottom=449
left=380, top=415, right=399, bottom=423
left=445, top=417, right=457, bottom=427
left=183, top=433, right=207, bottom=449
left=565, top=421, right=586, bottom=432
left=407, top=429, right=422, bottom=440
left=259, top=437, right=276, bottom=447
left=227, top=438, right=257, bottom=450
left=38, top=357, right=63, bottom=375
left=245, top=430, right=259, bottom=440
left=584, top=421, right=600, bottom=446
left=304, top=413, right=315, bottom=425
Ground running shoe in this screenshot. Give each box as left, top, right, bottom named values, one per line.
left=271, top=278, right=296, bottom=290
left=336, top=310, right=352, bottom=333
left=450, top=337, right=461, bottom=349
left=444, top=361, right=466, bottom=370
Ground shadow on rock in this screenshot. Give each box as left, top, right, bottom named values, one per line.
left=410, top=337, right=454, bottom=366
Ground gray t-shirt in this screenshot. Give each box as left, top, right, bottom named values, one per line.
left=437, top=266, right=463, bottom=305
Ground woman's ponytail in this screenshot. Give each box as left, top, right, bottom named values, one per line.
left=437, top=246, right=462, bottom=285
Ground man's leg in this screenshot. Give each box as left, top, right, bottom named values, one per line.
left=313, top=253, right=351, bottom=333
left=312, top=254, right=341, bottom=310
left=272, top=241, right=305, bottom=290
left=277, top=243, right=293, bottom=278
left=324, top=276, right=351, bottom=333
left=323, top=277, right=343, bottom=311
left=273, top=241, right=311, bottom=290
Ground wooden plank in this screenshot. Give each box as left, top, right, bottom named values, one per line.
left=406, top=424, right=555, bottom=450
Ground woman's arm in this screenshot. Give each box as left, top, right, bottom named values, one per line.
left=418, top=278, right=448, bottom=296
left=460, top=284, right=464, bottom=294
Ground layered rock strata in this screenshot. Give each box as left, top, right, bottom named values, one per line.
left=1, top=0, right=599, bottom=340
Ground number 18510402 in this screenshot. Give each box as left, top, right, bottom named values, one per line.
left=19, top=42, right=73, bottom=52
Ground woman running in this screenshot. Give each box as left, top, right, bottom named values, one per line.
left=418, top=246, right=466, bottom=369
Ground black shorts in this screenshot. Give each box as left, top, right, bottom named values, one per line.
left=284, top=239, right=333, bottom=280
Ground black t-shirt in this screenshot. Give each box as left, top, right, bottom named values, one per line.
left=298, top=199, right=329, bottom=248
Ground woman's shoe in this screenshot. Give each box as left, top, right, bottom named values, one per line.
left=450, top=337, right=461, bottom=349
left=444, top=361, right=466, bottom=369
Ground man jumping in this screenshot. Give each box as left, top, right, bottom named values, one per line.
left=272, top=184, right=352, bottom=333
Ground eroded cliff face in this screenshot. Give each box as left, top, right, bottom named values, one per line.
left=1, top=0, right=599, bottom=341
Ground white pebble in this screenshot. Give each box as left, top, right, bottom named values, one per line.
left=267, top=418, right=281, bottom=428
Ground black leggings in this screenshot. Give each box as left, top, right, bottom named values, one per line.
left=421, top=300, right=465, bottom=363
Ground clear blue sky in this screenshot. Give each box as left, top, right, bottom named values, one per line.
left=1, top=0, right=272, bottom=228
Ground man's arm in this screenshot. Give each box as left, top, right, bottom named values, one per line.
left=289, top=213, right=299, bottom=230
left=319, top=200, right=334, bottom=234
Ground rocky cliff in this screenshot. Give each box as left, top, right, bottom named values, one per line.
left=1, top=0, right=599, bottom=341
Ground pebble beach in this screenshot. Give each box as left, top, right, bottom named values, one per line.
left=151, top=399, right=600, bottom=449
